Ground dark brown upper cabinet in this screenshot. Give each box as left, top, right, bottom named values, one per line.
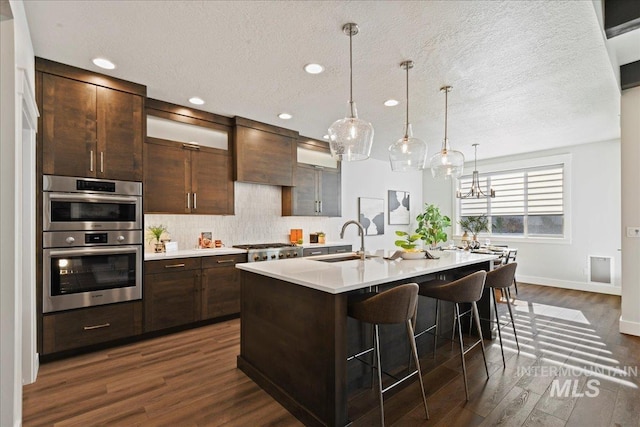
left=144, top=99, right=234, bottom=215
left=233, top=117, right=297, bottom=186
left=37, top=58, right=145, bottom=181
left=282, top=137, right=342, bottom=217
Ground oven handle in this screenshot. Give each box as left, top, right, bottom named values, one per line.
left=46, top=245, right=140, bottom=257
left=47, top=193, right=140, bottom=204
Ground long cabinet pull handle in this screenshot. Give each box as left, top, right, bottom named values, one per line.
left=216, top=259, right=235, bottom=264
left=164, top=263, right=186, bottom=269
left=89, top=150, right=94, bottom=172
left=187, top=193, right=190, bottom=209
left=309, top=251, right=323, bottom=255
left=193, top=193, right=197, bottom=210
left=100, top=152, right=104, bottom=173
left=319, top=200, right=322, bottom=213
left=83, top=323, right=110, bottom=331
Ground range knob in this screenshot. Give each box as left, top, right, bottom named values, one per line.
left=271, top=254, right=276, bottom=259
left=286, top=253, right=292, bottom=258
left=253, top=255, right=261, bottom=261
left=116, top=235, right=125, bottom=242
left=293, top=252, right=299, bottom=257
left=278, top=253, right=285, bottom=258
left=65, top=236, right=75, bottom=244
left=262, top=255, right=268, bottom=261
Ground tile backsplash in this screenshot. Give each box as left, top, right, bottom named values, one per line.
left=145, top=182, right=343, bottom=252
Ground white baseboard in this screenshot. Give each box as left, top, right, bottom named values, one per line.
left=517, top=275, right=621, bottom=296
left=619, top=317, right=640, bottom=336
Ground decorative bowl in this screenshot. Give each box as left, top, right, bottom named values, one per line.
left=401, top=251, right=425, bottom=260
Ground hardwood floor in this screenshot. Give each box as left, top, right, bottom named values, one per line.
left=23, top=283, right=640, bottom=426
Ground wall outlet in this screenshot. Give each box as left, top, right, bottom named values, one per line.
left=627, top=227, right=640, bottom=238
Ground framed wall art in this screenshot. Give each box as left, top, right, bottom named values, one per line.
left=358, top=197, right=385, bottom=236
left=388, top=190, right=410, bottom=225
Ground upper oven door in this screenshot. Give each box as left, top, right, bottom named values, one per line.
left=43, top=192, right=142, bottom=231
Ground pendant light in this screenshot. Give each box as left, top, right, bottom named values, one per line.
left=328, top=23, right=374, bottom=162
left=388, top=60, right=428, bottom=171
left=456, top=144, right=495, bottom=198
left=429, top=85, right=464, bottom=179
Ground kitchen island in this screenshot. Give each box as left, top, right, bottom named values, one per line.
left=236, top=250, right=497, bottom=427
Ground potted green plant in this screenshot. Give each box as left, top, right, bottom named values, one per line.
left=147, top=224, right=168, bottom=252
left=317, top=231, right=326, bottom=244
left=458, top=215, right=488, bottom=249
left=415, top=203, right=451, bottom=249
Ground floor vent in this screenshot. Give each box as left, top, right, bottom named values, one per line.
left=589, top=256, right=612, bottom=284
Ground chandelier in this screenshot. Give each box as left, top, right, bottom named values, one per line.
left=456, top=143, right=495, bottom=199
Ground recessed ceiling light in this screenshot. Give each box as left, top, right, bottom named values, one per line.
left=278, top=113, right=293, bottom=120
left=384, top=99, right=399, bottom=107
left=323, top=135, right=330, bottom=140
left=189, top=97, right=205, bottom=105
left=304, top=63, right=325, bottom=74
left=92, top=58, right=115, bottom=70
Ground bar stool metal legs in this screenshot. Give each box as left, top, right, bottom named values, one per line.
left=454, top=301, right=489, bottom=400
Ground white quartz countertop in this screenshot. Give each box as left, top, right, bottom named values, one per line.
left=236, top=250, right=498, bottom=294
left=145, top=247, right=247, bottom=261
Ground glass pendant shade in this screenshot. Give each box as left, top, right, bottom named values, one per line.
left=429, top=143, right=465, bottom=179
left=328, top=23, right=373, bottom=162
left=329, top=101, right=374, bottom=161
left=389, top=60, right=427, bottom=171
left=389, top=124, right=427, bottom=171
left=430, top=85, right=464, bottom=179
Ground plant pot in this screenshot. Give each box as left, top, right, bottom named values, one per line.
left=318, top=235, right=326, bottom=244
left=154, top=242, right=164, bottom=253
left=401, top=251, right=425, bottom=260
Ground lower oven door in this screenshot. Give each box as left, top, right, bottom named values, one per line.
left=43, top=245, right=142, bottom=313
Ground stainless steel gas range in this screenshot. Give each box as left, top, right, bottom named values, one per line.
left=233, top=243, right=303, bottom=262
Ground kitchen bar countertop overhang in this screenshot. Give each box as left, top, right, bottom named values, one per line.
left=236, top=250, right=499, bottom=294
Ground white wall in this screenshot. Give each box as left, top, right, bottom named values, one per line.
left=424, top=140, right=622, bottom=295
left=146, top=157, right=423, bottom=254
left=620, top=86, right=640, bottom=336
left=1, top=1, right=37, bottom=426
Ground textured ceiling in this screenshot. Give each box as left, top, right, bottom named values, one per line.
left=23, top=0, right=621, bottom=162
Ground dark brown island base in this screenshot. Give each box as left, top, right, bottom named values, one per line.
left=236, top=250, right=497, bottom=427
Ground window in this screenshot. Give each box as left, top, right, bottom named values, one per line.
left=457, top=164, right=564, bottom=238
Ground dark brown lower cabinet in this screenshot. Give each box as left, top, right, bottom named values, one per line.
left=201, top=254, right=245, bottom=319
left=42, top=301, right=142, bottom=354
left=144, top=257, right=202, bottom=332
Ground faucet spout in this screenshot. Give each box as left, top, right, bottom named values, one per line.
left=340, top=220, right=366, bottom=260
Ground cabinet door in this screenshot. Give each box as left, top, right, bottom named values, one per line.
left=234, top=126, right=295, bottom=186
left=191, top=147, right=234, bottom=215
left=42, top=74, right=97, bottom=177
left=144, top=269, right=201, bottom=332
left=320, top=167, right=341, bottom=217
left=292, top=164, right=319, bottom=216
left=201, top=265, right=241, bottom=319
left=328, top=245, right=352, bottom=254
left=97, top=87, right=143, bottom=181
left=144, top=139, right=190, bottom=213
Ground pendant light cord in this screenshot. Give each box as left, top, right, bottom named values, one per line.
left=349, top=28, right=354, bottom=116
left=404, top=63, right=409, bottom=138
left=443, top=87, right=449, bottom=150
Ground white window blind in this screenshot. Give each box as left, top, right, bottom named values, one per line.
left=457, top=164, right=564, bottom=237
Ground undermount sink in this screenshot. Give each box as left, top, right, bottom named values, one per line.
left=310, top=253, right=378, bottom=263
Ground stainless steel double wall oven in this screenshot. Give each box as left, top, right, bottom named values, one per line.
left=42, top=175, right=143, bottom=313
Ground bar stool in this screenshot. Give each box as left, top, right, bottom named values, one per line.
left=348, top=283, right=429, bottom=426
left=503, top=249, right=518, bottom=294
left=484, top=262, right=520, bottom=367
left=416, top=271, right=489, bottom=400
